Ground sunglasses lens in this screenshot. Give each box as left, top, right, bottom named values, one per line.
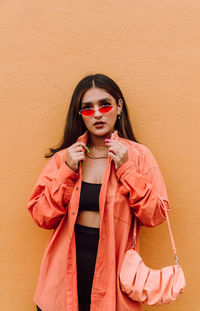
left=99, top=105, right=113, bottom=113
left=80, top=109, right=94, bottom=116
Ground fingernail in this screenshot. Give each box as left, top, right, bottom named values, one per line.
left=105, top=143, right=109, bottom=146
left=105, top=139, right=110, bottom=141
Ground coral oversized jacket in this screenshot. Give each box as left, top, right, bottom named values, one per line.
left=27, top=130, right=170, bottom=311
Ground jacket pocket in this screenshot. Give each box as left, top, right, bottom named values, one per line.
left=113, top=190, right=132, bottom=224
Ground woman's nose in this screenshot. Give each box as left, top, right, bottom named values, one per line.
left=94, top=107, right=103, bottom=117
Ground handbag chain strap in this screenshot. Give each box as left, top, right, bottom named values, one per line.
left=132, top=195, right=180, bottom=266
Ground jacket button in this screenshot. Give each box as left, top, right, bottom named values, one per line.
left=76, top=187, right=79, bottom=190
left=72, top=211, right=75, bottom=215
left=72, top=179, right=76, bottom=182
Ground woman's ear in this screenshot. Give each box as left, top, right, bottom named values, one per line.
left=117, top=99, right=123, bottom=113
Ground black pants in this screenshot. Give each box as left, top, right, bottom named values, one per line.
left=36, top=223, right=99, bottom=311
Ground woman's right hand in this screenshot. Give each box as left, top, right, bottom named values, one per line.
left=65, top=142, right=86, bottom=172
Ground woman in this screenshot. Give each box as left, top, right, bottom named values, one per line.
left=27, top=74, right=170, bottom=311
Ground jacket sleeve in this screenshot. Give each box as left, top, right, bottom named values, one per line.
left=27, top=151, right=78, bottom=229
left=116, top=146, right=170, bottom=227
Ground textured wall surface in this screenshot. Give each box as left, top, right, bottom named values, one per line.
left=0, top=1, right=199, bottom=310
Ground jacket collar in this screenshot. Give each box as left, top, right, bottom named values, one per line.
left=76, top=129, right=120, bottom=145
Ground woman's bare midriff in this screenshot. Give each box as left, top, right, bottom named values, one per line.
left=75, top=155, right=107, bottom=228
left=76, top=211, right=100, bottom=228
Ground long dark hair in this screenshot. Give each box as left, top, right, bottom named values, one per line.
left=45, top=74, right=138, bottom=158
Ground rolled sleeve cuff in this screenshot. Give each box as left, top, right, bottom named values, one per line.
left=116, top=160, right=137, bottom=181
left=57, top=162, right=79, bottom=183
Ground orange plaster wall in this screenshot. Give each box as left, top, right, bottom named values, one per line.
left=0, top=1, right=199, bottom=310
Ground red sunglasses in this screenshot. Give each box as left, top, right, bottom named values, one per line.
left=79, top=104, right=113, bottom=117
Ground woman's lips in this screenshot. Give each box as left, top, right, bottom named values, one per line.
left=94, top=122, right=105, bottom=128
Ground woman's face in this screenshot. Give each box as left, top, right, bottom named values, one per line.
left=80, top=87, right=123, bottom=137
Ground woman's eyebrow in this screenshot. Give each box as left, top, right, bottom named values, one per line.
left=82, top=98, right=111, bottom=105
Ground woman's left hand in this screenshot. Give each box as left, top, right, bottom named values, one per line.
left=105, top=138, right=128, bottom=170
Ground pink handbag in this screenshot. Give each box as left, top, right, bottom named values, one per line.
left=119, top=195, right=186, bottom=305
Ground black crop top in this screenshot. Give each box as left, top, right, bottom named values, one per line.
left=79, top=181, right=101, bottom=212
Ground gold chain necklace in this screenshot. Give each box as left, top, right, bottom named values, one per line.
left=86, top=145, right=108, bottom=159
left=86, top=153, right=108, bottom=159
